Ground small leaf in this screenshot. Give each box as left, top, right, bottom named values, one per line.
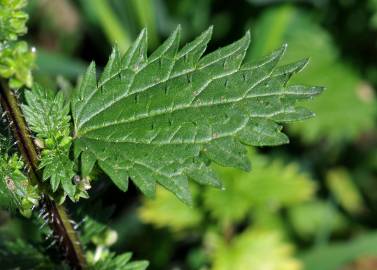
left=22, top=84, right=77, bottom=200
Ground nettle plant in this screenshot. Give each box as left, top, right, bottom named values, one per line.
left=0, top=1, right=322, bottom=269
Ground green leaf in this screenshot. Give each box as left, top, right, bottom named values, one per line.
left=288, top=200, right=347, bottom=240
left=138, top=150, right=315, bottom=230
left=0, top=0, right=28, bottom=41
left=326, top=168, right=364, bottom=215
left=0, top=41, right=35, bottom=88
left=72, top=26, right=321, bottom=204
left=22, top=84, right=71, bottom=138
left=22, top=84, right=77, bottom=200
left=0, top=136, right=40, bottom=217
left=39, top=146, right=76, bottom=198
left=139, top=185, right=203, bottom=231
left=208, top=229, right=301, bottom=270
left=0, top=0, right=34, bottom=88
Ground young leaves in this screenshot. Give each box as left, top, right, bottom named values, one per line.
left=22, top=85, right=78, bottom=201
left=0, top=0, right=28, bottom=41
left=0, top=135, right=40, bottom=217
left=0, top=41, right=35, bottom=88
left=0, top=0, right=35, bottom=88
left=72, top=26, right=322, bottom=204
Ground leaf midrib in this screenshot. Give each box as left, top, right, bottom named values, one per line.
left=77, top=67, right=296, bottom=136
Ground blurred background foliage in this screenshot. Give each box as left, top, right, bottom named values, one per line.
left=1, top=0, right=376, bottom=269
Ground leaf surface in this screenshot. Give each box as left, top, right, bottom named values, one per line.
left=23, top=85, right=76, bottom=199
left=72, top=27, right=321, bottom=203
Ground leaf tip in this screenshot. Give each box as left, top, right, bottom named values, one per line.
left=243, top=30, right=251, bottom=44
left=137, top=28, right=148, bottom=44
left=173, top=24, right=182, bottom=38
left=299, top=57, right=310, bottom=71
left=87, top=61, right=96, bottom=74
left=312, top=86, right=325, bottom=95
left=202, top=25, right=214, bottom=41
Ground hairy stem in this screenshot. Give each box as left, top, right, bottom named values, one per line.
left=0, top=80, right=86, bottom=269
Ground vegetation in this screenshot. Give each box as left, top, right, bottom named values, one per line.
left=0, top=1, right=376, bottom=270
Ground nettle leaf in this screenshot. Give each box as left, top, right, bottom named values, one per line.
left=22, top=85, right=77, bottom=200
left=39, top=145, right=75, bottom=197
left=22, top=84, right=71, bottom=138
left=72, top=26, right=322, bottom=203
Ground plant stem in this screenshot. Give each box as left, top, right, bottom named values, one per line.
left=0, top=80, right=86, bottom=269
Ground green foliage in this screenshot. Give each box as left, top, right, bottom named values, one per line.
left=249, top=5, right=377, bottom=144
left=3, top=1, right=375, bottom=269
left=22, top=84, right=85, bottom=201
left=0, top=41, right=35, bottom=88
left=139, top=185, right=202, bottom=231
left=138, top=149, right=316, bottom=269
left=72, top=26, right=321, bottom=204
left=208, top=229, right=301, bottom=270
left=326, top=168, right=364, bottom=215
left=86, top=227, right=149, bottom=270
left=204, top=150, right=315, bottom=224
left=139, top=149, right=315, bottom=230
left=0, top=239, right=61, bottom=270
left=78, top=205, right=149, bottom=270
left=0, top=137, right=40, bottom=217
left=0, top=0, right=28, bottom=41
left=0, top=0, right=35, bottom=88
left=0, top=224, right=149, bottom=270
left=301, top=232, right=377, bottom=270
left=288, top=201, right=347, bottom=240
left=22, top=85, right=71, bottom=139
